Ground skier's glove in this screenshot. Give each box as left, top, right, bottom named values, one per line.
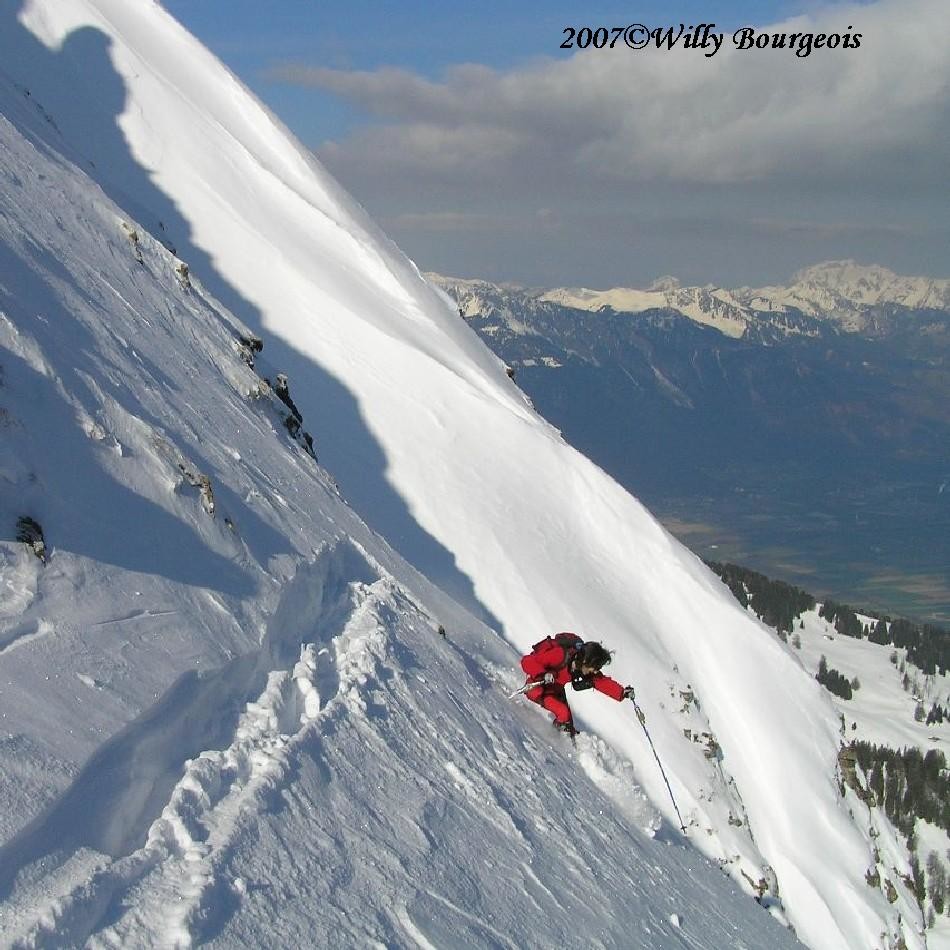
left=623, top=686, right=636, bottom=701
left=542, top=672, right=555, bottom=684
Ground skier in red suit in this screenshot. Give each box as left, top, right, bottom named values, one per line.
left=521, top=633, right=635, bottom=737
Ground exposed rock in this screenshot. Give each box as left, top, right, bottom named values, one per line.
left=270, top=373, right=316, bottom=460
left=177, top=464, right=215, bottom=517
left=15, top=515, right=46, bottom=562
left=236, top=334, right=263, bottom=368
left=121, top=221, right=143, bottom=263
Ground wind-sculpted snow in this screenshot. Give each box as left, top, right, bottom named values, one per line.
left=2, top=556, right=387, bottom=948
left=0, top=542, right=801, bottom=949
left=0, top=1, right=925, bottom=946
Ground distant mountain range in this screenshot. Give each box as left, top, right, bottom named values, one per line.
left=430, top=263, right=950, bottom=622
left=440, top=260, right=950, bottom=340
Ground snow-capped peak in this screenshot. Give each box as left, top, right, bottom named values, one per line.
left=750, top=259, right=950, bottom=320
left=646, top=275, right=683, bottom=293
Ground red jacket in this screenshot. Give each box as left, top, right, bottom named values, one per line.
left=521, top=637, right=625, bottom=702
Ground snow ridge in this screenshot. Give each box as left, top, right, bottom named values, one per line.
left=0, top=541, right=372, bottom=946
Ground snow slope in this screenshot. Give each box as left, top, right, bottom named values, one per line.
left=794, top=609, right=950, bottom=752
left=0, top=76, right=800, bottom=950
left=0, top=1, right=925, bottom=946
left=792, top=609, right=950, bottom=950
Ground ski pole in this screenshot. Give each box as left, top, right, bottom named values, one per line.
left=631, top=697, right=688, bottom=835
left=508, top=678, right=544, bottom=699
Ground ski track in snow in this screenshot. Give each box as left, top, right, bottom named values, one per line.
left=0, top=618, right=56, bottom=658
left=90, top=609, right=179, bottom=627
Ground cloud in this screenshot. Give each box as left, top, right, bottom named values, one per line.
left=271, top=0, right=950, bottom=190
left=265, top=0, right=950, bottom=286
left=747, top=218, right=924, bottom=238
left=379, top=210, right=526, bottom=233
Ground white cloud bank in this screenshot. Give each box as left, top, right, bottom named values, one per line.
left=273, top=0, right=949, bottom=188
left=268, top=0, right=949, bottom=285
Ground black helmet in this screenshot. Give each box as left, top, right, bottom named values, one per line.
left=576, top=641, right=612, bottom=670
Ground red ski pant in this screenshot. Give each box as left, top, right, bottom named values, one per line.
left=525, top=683, right=572, bottom=724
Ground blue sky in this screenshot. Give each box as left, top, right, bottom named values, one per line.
left=165, top=0, right=810, bottom=141
left=164, top=0, right=948, bottom=288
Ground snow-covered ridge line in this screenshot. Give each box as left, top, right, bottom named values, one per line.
left=432, top=260, right=950, bottom=337
left=13, top=575, right=390, bottom=950
left=0, top=539, right=378, bottom=944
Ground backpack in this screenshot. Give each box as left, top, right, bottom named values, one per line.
left=530, top=632, right=584, bottom=669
